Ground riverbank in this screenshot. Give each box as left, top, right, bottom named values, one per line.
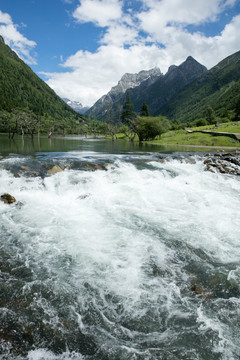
left=147, top=129, right=240, bottom=148
left=111, top=121, right=240, bottom=148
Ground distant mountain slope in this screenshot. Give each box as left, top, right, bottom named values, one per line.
left=159, top=50, right=240, bottom=122
left=129, top=56, right=207, bottom=116
left=86, top=68, right=162, bottom=121
left=62, top=98, right=89, bottom=114
left=87, top=56, right=207, bottom=122
left=0, top=36, right=83, bottom=121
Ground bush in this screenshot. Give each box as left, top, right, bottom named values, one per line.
left=136, top=116, right=171, bottom=141
left=191, top=118, right=208, bottom=127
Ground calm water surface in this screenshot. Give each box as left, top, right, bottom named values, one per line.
left=0, top=134, right=219, bottom=157
left=0, top=134, right=240, bottom=360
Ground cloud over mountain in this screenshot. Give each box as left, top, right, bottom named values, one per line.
left=0, top=10, right=36, bottom=65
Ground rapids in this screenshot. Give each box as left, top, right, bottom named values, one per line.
left=0, top=150, right=240, bottom=360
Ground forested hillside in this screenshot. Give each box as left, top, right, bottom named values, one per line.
left=159, top=51, right=240, bottom=123
left=0, top=37, right=84, bottom=136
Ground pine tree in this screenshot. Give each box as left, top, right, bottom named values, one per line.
left=140, top=103, right=149, bottom=117
left=121, top=91, right=135, bottom=124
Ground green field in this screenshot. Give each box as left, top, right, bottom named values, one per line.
left=147, top=121, right=240, bottom=148
left=191, top=121, right=240, bottom=133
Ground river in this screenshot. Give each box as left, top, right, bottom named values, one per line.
left=0, top=135, right=240, bottom=360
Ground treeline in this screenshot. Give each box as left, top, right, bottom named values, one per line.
left=0, top=108, right=85, bottom=139
left=99, top=92, right=171, bottom=142
left=101, top=90, right=240, bottom=142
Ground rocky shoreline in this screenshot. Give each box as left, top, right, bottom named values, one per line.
left=203, top=151, right=240, bottom=175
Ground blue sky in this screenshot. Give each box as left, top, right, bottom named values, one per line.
left=0, top=0, right=240, bottom=107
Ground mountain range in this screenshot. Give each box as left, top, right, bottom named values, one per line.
left=86, top=51, right=240, bottom=123
left=86, top=67, right=161, bottom=120
left=86, top=56, right=207, bottom=121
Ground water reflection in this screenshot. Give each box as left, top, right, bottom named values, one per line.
left=0, top=133, right=214, bottom=157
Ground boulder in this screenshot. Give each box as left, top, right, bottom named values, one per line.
left=1, top=193, right=16, bottom=204
left=206, top=166, right=216, bottom=173
left=47, top=165, right=63, bottom=175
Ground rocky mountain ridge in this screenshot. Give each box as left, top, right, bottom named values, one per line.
left=86, top=56, right=207, bottom=121
left=86, top=68, right=162, bottom=120
left=110, top=67, right=162, bottom=96
left=159, top=50, right=240, bottom=122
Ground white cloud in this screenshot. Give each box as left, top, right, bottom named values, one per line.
left=44, top=43, right=162, bottom=106
left=44, top=0, right=240, bottom=107
left=0, top=10, right=36, bottom=64
left=139, top=0, right=237, bottom=28
left=0, top=10, right=12, bottom=25
left=100, top=23, right=139, bottom=46
left=73, top=0, right=123, bottom=27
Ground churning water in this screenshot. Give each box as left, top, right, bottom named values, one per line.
left=0, top=150, right=240, bottom=360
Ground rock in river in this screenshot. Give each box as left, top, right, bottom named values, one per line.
left=47, top=165, right=63, bottom=175
left=204, top=152, right=240, bottom=175
left=1, top=193, right=16, bottom=204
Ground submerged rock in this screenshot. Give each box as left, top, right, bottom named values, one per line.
left=189, top=277, right=214, bottom=299
left=94, top=165, right=103, bottom=170
left=47, top=165, right=63, bottom=175
left=77, top=193, right=90, bottom=200
left=206, top=166, right=216, bottom=173
left=84, top=164, right=96, bottom=171
left=190, top=283, right=213, bottom=299
left=20, top=165, right=31, bottom=172
left=1, top=193, right=16, bottom=204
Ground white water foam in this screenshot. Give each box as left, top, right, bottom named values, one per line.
left=1, top=156, right=240, bottom=359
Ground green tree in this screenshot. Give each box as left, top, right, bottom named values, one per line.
left=140, top=103, right=150, bottom=117
left=234, top=95, right=240, bottom=120
left=0, top=110, right=12, bottom=137
left=205, top=105, right=215, bottom=124
left=191, top=118, right=208, bottom=127
left=171, top=119, right=181, bottom=130
left=119, top=124, right=137, bottom=142
left=135, top=116, right=171, bottom=142
left=121, top=91, right=135, bottom=124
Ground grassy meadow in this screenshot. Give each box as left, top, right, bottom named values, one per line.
left=140, top=121, right=240, bottom=148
